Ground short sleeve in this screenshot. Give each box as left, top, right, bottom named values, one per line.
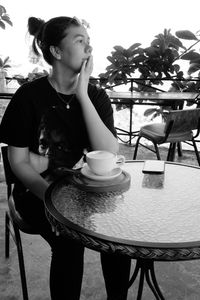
left=0, top=86, right=35, bottom=147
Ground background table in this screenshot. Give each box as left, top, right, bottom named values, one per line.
left=0, top=87, right=17, bottom=99
left=107, top=91, right=200, bottom=144
left=45, top=161, right=200, bottom=299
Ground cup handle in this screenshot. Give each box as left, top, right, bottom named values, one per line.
left=116, top=155, right=125, bottom=167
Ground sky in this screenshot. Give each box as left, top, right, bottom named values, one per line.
left=1, top=0, right=200, bottom=77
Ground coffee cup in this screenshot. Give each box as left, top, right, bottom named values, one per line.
left=86, top=150, right=125, bottom=176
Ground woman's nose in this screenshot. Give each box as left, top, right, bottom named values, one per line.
left=86, top=44, right=92, bottom=54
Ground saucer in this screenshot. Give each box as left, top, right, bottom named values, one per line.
left=81, top=164, right=122, bottom=181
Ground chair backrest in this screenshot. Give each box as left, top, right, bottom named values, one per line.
left=164, top=108, right=200, bottom=135
left=1, top=146, right=16, bottom=183
left=1, top=146, right=17, bottom=198
left=1, top=145, right=39, bottom=233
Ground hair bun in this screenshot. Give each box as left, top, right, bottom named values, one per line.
left=28, top=17, right=45, bottom=36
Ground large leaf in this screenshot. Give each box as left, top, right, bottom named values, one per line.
left=131, top=55, right=146, bottom=64
left=189, top=58, right=200, bottom=64
left=171, top=48, right=180, bottom=60
left=175, top=30, right=198, bottom=40
left=3, top=56, right=10, bottom=64
left=176, top=71, right=184, bottom=78
left=106, top=64, right=114, bottom=71
left=135, top=48, right=145, bottom=54
left=144, top=108, right=158, bottom=117
left=144, top=46, right=159, bottom=57
left=2, top=14, right=13, bottom=26
left=151, top=38, right=161, bottom=48
left=173, top=64, right=180, bottom=72
left=109, top=71, right=120, bottom=84
left=181, top=51, right=200, bottom=61
left=127, top=43, right=141, bottom=51
left=107, top=56, right=116, bottom=64
left=0, top=20, right=5, bottom=29
left=99, top=71, right=110, bottom=78
left=188, top=63, right=200, bottom=75
left=123, top=49, right=134, bottom=58
left=0, top=5, right=6, bottom=15
left=0, top=56, right=11, bottom=69
left=3, top=64, right=11, bottom=69
left=113, top=45, right=124, bottom=53
left=168, top=36, right=186, bottom=50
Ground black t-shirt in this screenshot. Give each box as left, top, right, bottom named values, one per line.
left=0, top=76, right=116, bottom=170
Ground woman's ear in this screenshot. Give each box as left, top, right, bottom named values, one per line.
left=50, top=46, right=61, bottom=60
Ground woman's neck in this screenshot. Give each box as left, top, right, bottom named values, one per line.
left=49, top=71, right=78, bottom=95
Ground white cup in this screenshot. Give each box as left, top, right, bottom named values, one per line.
left=86, top=150, right=125, bottom=176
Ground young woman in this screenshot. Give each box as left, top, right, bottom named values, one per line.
left=0, top=16, right=131, bottom=299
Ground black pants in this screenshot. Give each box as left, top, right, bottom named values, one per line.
left=13, top=189, right=131, bottom=300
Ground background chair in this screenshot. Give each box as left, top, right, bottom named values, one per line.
left=2, top=146, right=40, bottom=300
left=133, top=108, right=200, bottom=165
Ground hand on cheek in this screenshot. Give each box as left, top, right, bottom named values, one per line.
left=81, top=55, right=93, bottom=76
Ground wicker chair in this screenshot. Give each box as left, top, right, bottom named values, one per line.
left=133, top=108, right=200, bottom=165
left=2, top=146, right=39, bottom=300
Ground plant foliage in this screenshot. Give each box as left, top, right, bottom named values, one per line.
left=0, top=5, right=12, bottom=30
left=0, top=56, right=11, bottom=70
left=98, top=28, right=200, bottom=119
left=99, top=28, right=200, bottom=93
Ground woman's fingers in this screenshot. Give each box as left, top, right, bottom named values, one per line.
left=81, top=55, right=93, bottom=76
left=76, top=55, right=93, bottom=98
left=51, top=225, right=60, bottom=236
left=85, top=55, right=93, bottom=74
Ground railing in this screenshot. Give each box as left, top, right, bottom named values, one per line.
left=2, top=77, right=200, bottom=145
left=89, top=77, right=200, bottom=92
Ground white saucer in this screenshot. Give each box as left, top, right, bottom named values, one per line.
left=81, top=164, right=122, bottom=181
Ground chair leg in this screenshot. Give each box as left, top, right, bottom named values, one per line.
left=134, top=137, right=161, bottom=160
left=167, top=143, right=176, bottom=161
left=6, top=217, right=29, bottom=300
left=133, top=136, right=142, bottom=160
left=12, top=222, right=29, bottom=300
left=5, top=212, right=10, bottom=258
left=152, top=142, right=161, bottom=160
left=5, top=213, right=29, bottom=299
left=177, top=142, right=182, bottom=157
left=192, top=139, right=200, bottom=166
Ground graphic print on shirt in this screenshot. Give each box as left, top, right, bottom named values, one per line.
left=37, top=105, right=73, bottom=169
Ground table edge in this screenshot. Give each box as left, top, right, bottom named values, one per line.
left=44, top=160, right=200, bottom=251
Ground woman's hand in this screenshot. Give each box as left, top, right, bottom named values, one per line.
left=76, top=55, right=93, bottom=100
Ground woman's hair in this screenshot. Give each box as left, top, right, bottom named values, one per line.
left=28, top=16, right=80, bottom=65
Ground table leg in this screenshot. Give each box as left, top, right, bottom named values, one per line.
left=129, top=104, right=133, bottom=145
left=177, top=142, right=182, bottom=157
left=128, top=259, right=165, bottom=300
left=167, top=143, right=176, bottom=161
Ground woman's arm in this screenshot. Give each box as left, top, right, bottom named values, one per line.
left=8, top=146, right=49, bottom=201
left=80, top=95, right=119, bottom=152
left=29, top=151, right=49, bottom=173
left=76, top=56, right=119, bottom=153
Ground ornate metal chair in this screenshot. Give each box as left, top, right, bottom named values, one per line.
left=133, top=108, right=200, bottom=165
left=2, top=146, right=39, bottom=300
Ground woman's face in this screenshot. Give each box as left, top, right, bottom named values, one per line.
left=58, top=25, right=92, bottom=73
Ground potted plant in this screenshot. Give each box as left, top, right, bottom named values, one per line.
left=14, top=68, right=49, bottom=86
left=0, top=56, right=11, bottom=91
left=0, top=5, right=12, bottom=91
